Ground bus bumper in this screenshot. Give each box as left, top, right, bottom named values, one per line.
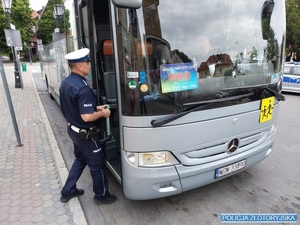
left=122, top=133, right=275, bottom=200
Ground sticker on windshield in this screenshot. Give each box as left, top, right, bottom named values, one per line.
left=140, top=84, right=148, bottom=92
left=128, top=80, right=137, bottom=90
left=259, top=96, right=274, bottom=123
left=139, top=71, right=146, bottom=84
left=160, top=62, right=198, bottom=93
left=127, top=71, right=139, bottom=79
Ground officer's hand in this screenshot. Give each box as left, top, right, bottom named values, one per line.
left=97, top=105, right=111, bottom=118
left=97, top=105, right=109, bottom=111
left=104, top=108, right=111, bottom=118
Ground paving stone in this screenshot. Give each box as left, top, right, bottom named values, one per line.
left=41, top=188, right=52, bottom=195
left=44, top=214, right=57, bottom=224
left=57, top=215, right=70, bottom=223
left=43, top=200, right=54, bottom=208
left=0, top=63, right=86, bottom=225
left=32, top=199, right=44, bottom=207
left=11, top=187, right=22, bottom=194
left=42, top=194, right=53, bottom=201
left=53, top=200, right=65, bottom=209
left=44, top=206, right=55, bottom=215
left=32, top=214, right=44, bottom=223
left=20, top=199, right=33, bottom=207
left=51, top=183, right=61, bottom=189
left=10, top=193, right=22, bottom=200
left=0, top=212, right=9, bottom=222
left=1, top=186, right=12, bottom=194
left=10, top=199, right=22, bottom=207
left=8, top=205, right=22, bottom=215
left=32, top=207, right=44, bottom=215
left=7, top=214, right=21, bottom=223
left=19, top=214, right=33, bottom=223
left=20, top=205, right=33, bottom=215
left=21, top=188, right=32, bottom=195
left=0, top=205, right=9, bottom=213
left=54, top=207, right=67, bottom=216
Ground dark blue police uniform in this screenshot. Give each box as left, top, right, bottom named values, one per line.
left=59, top=72, right=109, bottom=200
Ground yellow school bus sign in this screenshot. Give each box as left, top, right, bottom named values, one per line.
left=260, top=96, right=275, bottom=123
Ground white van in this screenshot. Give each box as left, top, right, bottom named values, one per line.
left=282, top=63, right=300, bottom=93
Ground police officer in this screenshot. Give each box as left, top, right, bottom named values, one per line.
left=59, top=48, right=117, bottom=204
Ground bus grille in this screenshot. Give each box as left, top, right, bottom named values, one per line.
left=177, top=131, right=268, bottom=166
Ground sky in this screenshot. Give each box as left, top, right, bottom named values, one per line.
left=29, top=0, right=48, bottom=11
left=154, top=0, right=285, bottom=64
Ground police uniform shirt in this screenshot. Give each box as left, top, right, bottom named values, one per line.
left=59, top=72, right=97, bottom=129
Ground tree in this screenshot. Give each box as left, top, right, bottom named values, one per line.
left=286, top=0, right=300, bottom=61
left=172, top=49, right=192, bottom=63
left=0, top=0, right=35, bottom=56
left=36, top=0, right=70, bottom=45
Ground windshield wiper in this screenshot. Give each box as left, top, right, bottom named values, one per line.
left=264, top=87, right=285, bottom=101
left=151, top=92, right=254, bottom=127
left=221, top=84, right=286, bottom=101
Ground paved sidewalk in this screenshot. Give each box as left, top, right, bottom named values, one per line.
left=0, top=62, right=88, bottom=225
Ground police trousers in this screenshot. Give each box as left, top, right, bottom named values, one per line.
left=61, top=126, right=109, bottom=199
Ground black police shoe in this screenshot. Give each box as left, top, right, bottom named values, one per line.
left=94, top=192, right=117, bottom=204
left=60, top=189, right=85, bottom=203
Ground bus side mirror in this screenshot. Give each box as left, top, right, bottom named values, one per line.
left=112, top=0, right=142, bottom=9
left=261, top=0, right=275, bottom=40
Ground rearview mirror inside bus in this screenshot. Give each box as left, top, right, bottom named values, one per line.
left=112, top=0, right=142, bottom=8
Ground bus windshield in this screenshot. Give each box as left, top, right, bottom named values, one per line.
left=115, top=0, right=285, bottom=116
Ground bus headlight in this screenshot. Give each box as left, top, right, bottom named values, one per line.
left=126, top=151, right=180, bottom=167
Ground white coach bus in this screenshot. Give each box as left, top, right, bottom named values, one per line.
left=40, top=0, right=286, bottom=200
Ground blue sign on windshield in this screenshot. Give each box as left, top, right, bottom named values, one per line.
left=160, top=62, right=198, bottom=93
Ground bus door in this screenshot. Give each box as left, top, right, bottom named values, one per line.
left=78, top=0, right=122, bottom=181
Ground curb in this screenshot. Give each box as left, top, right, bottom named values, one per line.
left=29, top=69, right=88, bottom=225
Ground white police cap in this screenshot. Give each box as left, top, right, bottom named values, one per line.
left=65, top=48, right=90, bottom=63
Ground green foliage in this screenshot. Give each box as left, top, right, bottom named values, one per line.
left=36, top=0, right=70, bottom=45
left=286, top=0, right=300, bottom=61
left=0, top=0, right=35, bottom=55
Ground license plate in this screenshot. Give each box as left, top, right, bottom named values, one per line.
left=215, top=159, right=246, bottom=178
